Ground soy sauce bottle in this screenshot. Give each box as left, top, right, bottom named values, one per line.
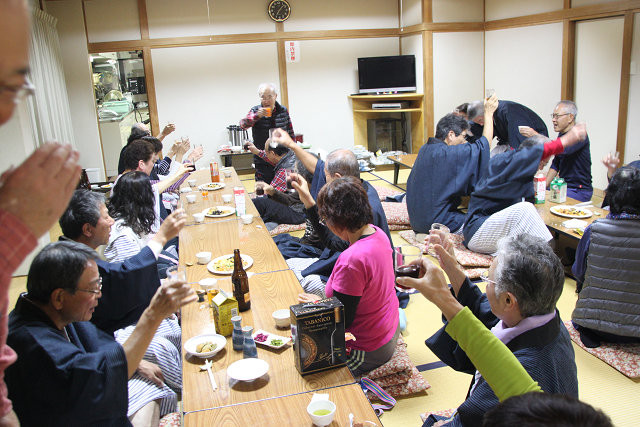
left=232, top=249, right=251, bottom=311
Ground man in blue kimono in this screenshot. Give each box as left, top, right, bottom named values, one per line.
left=59, top=190, right=184, bottom=334
left=463, top=124, right=587, bottom=255
left=467, top=99, right=548, bottom=150
left=6, top=241, right=196, bottom=425
left=406, top=95, right=497, bottom=234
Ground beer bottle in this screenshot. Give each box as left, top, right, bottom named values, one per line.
left=232, top=249, right=250, bottom=311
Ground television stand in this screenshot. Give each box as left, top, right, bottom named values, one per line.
left=348, top=93, right=424, bottom=153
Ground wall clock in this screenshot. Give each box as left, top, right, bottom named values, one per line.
left=268, top=0, right=291, bottom=22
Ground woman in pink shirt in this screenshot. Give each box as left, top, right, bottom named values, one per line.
left=302, top=177, right=399, bottom=376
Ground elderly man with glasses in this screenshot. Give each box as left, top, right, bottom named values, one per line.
left=520, top=100, right=593, bottom=202
left=5, top=241, right=196, bottom=425
left=240, top=82, right=295, bottom=183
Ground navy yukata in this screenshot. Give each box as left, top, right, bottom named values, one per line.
left=493, top=100, right=548, bottom=149
left=551, top=132, right=593, bottom=202
left=7, top=296, right=130, bottom=426
left=463, top=144, right=544, bottom=245
left=406, top=136, right=490, bottom=234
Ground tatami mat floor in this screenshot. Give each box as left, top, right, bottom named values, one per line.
left=7, top=167, right=638, bottom=426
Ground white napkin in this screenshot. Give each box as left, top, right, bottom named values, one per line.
left=562, top=219, right=588, bottom=229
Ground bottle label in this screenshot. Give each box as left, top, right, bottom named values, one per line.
left=244, top=292, right=250, bottom=303
left=231, top=307, right=238, bottom=317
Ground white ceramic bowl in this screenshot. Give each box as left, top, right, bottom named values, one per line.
left=184, top=334, right=226, bottom=358
left=241, top=214, right=253, bottom=225
left=223, top=170, right=232, bottom=178
left=306, top=400, right=336, bottom=427
left=198, top=277, right=218, bottom=291
left=180, top=187, right=192, bottom=193
left=193, top=213, right=205, bottom=223
left=186, top=194, right=196, bottom=203
left=188, top=179, right=197, bottom=187
left=272, top=309, right=290, bottom=328
left=196, top=251, right=212, bottom=264
left=222, top=194, right=232, bottom=203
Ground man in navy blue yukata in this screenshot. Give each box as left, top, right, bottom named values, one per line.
left=521, top=100, right=593, bottom=202
left=467, top=99, right=548, bottom=153
left=406, top=95, right=498, bottom=237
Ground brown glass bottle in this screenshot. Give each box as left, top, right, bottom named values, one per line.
left=231, top=249, right=251, bottom=311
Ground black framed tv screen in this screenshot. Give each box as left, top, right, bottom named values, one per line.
left=358, top=55, right=416, bottom=94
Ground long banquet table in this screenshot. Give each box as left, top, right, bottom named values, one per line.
left=178, top=168, right=380, bottom=424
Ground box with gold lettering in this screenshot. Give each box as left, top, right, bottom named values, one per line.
left=290, top=297, right=346, bottom=375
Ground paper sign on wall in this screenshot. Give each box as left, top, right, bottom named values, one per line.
left=285, top=41, right=300, bottom=63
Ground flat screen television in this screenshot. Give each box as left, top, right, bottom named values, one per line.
left=357, top=55, right=416, bottom=94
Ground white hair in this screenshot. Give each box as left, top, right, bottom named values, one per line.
left=258, top=83, right=278, bottom=96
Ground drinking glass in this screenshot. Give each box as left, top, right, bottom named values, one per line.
left=167, top=265, right=186, bottom=284
left=285, top=170, right=295, bottom=193
left=485, top=88, right=495, bottom=99
left=427, top=223, right=450, bottom=256
left=394, top=246, right=421, bottom=291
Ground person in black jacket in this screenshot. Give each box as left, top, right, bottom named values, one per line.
left=240, top=83, right=295, bottom=183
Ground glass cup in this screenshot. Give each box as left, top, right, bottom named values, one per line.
left=427, top=223, right=450, bottom=256
left=264, top=107, right=272, bottom=117
left=255, top=181, right=265, bottom=197
left=201, top=189, right=209, bottom=198
left=394, top=247, right=421, bottom=291
left=167, top=265, right=186, bottom=284
left=485, top=88, right=495, bottom=99
left=285, top=170, right=295, bottom=193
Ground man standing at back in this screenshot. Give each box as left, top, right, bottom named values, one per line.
left=0, top=1, right=81, bottom=424
left=406, top=95, right=497, bottom=236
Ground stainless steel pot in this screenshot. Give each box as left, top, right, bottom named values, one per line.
left=227, top=125, right=248, bottom=147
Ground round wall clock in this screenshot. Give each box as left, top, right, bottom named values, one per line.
left=268, top=0, right=291, bottom=22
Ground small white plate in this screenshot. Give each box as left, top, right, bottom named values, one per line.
left=227, top=358, right=269, bottom=381
left=550, top=205, right=593, bottom=219
left=199, top=182, right=226, bottom=191
left=207, top=254, right=253, bottom=275
left=184, top=334, right=227, bottom=358
left=202, top=206, right=235, bottom=218
left=252, top=329, right=291, bottom=349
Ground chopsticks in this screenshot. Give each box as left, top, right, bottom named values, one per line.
left=203, top=360, right=217, bottom=391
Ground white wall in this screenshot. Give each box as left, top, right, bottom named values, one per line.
left=151, top=43, right=279, bottom=167
left=625, top=13, right=640, bottom=164
left=400, top=34, right=424, bottom=95
left=575, top=17, right=624, bottom=191
left=287, top=38, right=399, bottom=153
left=433, top=0, right=483, bottom=23
left=485, top=0, right=562, bottom=21
left=47, top=1, right=105, bottom=180
left=485, top=23, right=563, bottom=135
left=433, top=32, right=483, bottom=130
left=147, top=0, right=275, bottom=38
left=284, top=0, right=398, bottom=31
left=400, top=0, right=422, bottom=27
left=84, top=0, right=140, bottom=43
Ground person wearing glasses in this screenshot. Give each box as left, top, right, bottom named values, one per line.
left=398, top=233, right=577, bottom=427
left=0, top=1, right=82, bottom=425
left=58, top=190, right=188, bottom=423
left=239, top=83, right=295, bottom=183
left=5, top=241, right=196, bottom=425
left=520, top=101, right=593, bottom=202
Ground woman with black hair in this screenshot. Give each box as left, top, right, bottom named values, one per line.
left=571, top=166, right=640, bottom=347
left=104, top=171, right=158, bottom=262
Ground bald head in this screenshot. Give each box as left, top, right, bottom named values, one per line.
left=0, top=0, right=30, bottom=125
left=324, top=149, right=360, bottom=183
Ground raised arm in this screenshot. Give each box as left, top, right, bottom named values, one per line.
left=271, top=129, right=318, bottom=174
left=482, top=95, right=498, bottom=144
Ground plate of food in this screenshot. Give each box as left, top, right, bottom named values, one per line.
left=198, top=182, right=226, bottom=191
left=550, top=205, right=593, bottom=219
left=227, top=358, right=269, bottom=382
left=203, top=206, right=235, bottom=218
left=207, top=254, right=253, bottom=275
left=252, top=329, right=291, bottom=349
left=184, top=334, right=227, bottom=358
left=100, top=183, right=113, bottom=189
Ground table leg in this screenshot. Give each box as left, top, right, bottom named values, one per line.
left=394, top=165, right=399, bottom=185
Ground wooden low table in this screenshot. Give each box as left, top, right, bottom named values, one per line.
left=183, top=384, right=380, bottom=426
left=387, top=153, right=418, bottom=184
left=536, top=197, right=607, bottom=241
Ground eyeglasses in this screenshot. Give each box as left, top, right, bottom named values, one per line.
left=480, top=270, right=498, bottom=286
left=75, top=276, right=103, bottom=295
left=260, top=94, right=275, bottom=100
left=0, top=77, right=35, bottom=104
left=550, top=113, right=570, bottom=120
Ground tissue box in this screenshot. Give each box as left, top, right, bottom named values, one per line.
left=290, top=297, right=346, bottom=375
